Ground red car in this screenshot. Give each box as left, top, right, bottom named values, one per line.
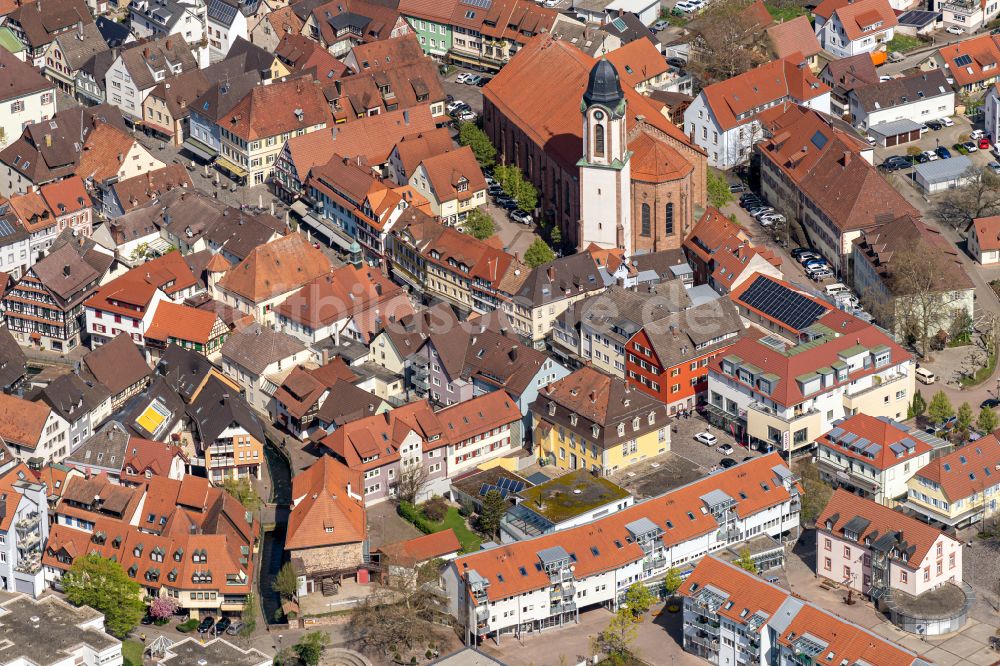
left=980, top=137, right=991, bottom=150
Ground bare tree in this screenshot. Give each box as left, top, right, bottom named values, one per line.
left=393, top=462, right=429, bottom=505
left=936, top=166, right=1000, bottom=232
left=686, top=0, right=770, bottom=87
left=888, top=240, right=966, bottom=359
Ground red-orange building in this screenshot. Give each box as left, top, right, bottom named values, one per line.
left=625, top=299, right=743, bottom=413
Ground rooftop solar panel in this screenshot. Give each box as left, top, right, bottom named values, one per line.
left=739, top=276, right=827, bottom=332
left=0, top=219, right=14, bottom=236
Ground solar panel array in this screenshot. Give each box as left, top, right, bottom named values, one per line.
left=739, top=276, right=827, bottom=332
left=0, top=219, right=14, bottom=237
left=478, top=477, right=525, bottom=499
left=955, top=54, right=973, bottom=67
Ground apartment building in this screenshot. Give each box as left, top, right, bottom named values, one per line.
left=817, top=489, right=962, bottom=605
left=678, top=555, right=933, bottom=666
left=817, top=414, right=933, bottom=505
left=848, top=70, right=954, bottom=131
left=444, top=454, right=802, bottom=646
left=530, top=366, right=670, bottom=475
left=0, top=49, right=56, bottom=150
left=706, top=275, right=914, bottom=454
left=757, top=105, right=914, bottom=273
left=813, top=0, right=897, bottom=59
left=683, top=56, right=831, bottom=169
left=215, top=77, right=331, bottom=185
left=189, top=376, right=266, bottom=482
left=681, top=208, right=783, bottom=293
left=44, top=474, right=259, bottom=619
left=104, top=37, right=199, bottom=123
left=0, top=594, right=123, bottom=665
left=0, top=393, right=70, bottom=464
left=0, top=456, right=50, bottom=596
left=219, top=323, right=312, bottom=414
left=408, top=146, right=487, bottom=224
left=904, top=435, right=1000, bottom=528
left=625, top=299, right=744, bottom=414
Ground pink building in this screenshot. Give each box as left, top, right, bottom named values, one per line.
left=816, top=489, right=962, bottom=600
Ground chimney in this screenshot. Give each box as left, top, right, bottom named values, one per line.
left=143, top=47, right=150, bottom=58
left=842, top=150, right=851, bottom=166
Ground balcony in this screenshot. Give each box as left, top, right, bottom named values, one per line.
left=475, top=606, right=489, bottom=622
left=548, top=568, right=573, bottom=584
left=942, top=0, right=976, bottom=13
left=15, top=513, right=40, bottom=533
left=550, top=583, right=575, bottom=601
left=685, top=627, right=720, bottom=652
left=748, top=401, right=817, bottom=424
left=644, top=554, right=667, bottom=571
left=843, top=372, right=908, bottom=407
left=17, top=532, right=40, bottom=550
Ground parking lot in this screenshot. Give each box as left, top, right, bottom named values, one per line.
left=873, top=113, right=994, bottom=175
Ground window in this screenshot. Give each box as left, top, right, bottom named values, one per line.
left=665, top=203, right=674, bottom=235
left=924, top=567, right=930, bottom=582
left=949, top=553, right=956, bottom=569
left=10, top=101, right=24, bottom=113
left=824, top=538, right=831, bottom=551
left=640, top=203, right=650, bottom=236
left=899, top=570, right=908, bottom=583
left=843, top=545, right=851, bottom=558
left=594, top=123, right=605, bottom=157
left=824, top=557, right=831, bottom=571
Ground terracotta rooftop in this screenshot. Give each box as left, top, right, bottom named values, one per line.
left=144, top=301, right=224, bottom=346
left=913, top=435, right=1000, bottom=503
left=217, top=233, right=332, bottom=303
left=287, top=455, right=365, bottom=550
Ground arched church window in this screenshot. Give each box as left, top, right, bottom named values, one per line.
left=641, top=204, right=651, bottom=236
left=665, top=203, right=674, bottom=235
left=595, top=124, right=605, bottom=157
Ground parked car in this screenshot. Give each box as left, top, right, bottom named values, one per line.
left=729, top=183, right=747, bottom=193
left=652, top=19, right=670, bottom=30
left=694, top=432, right=718, bottom=446
left=455, top=73, right=472, bottom=84
left=226, top=620, right=244, bottom=636
left=458, top=110, right=477, bottom=122
left=509, top=209, right=532, bottom=224
left=865, top=135, right=876, bottom=146
left=141, top=615, right=154, bottom=626
left=918, top=123, right=929, bottom=134
left=797, top=252, right=822, bottom=264
left=215, top=617, right=232, bottom=634
left=446, top=100, right=466, bottom=113
left=940, top=117, right=955, bottom=127
left=759, top=213, right=784, bottom=226
left=750, top=207, right=775, bottom=219
left=915, top=152, right=931, bottom=163
left=197, top=617, right=216, bottom=634
left=972, top=129, right=986, bottom=140
left=922, top=150, right=939, bottom=161
left=543, top=0, right=558, bottom=6
left=808, top=268, right=834, bottom=281
left=825, top=283, right=851, bottom=296
left=488, top=184, right=504, bottom=196
left=989, top=161, right=1000, bottom=175
left=946, top=25, right=964, bottom=34
left=717, top=443, right=735, bottom=455
left=936, top=146, right=952, bottom=159
left=719, top=458, right=738, bottom=469
left=981, top=137, right=992, bottom=150
left=888, top=51, right=905, bottom=63
left=497, top=198, right=519, bottom=211
left=465, top=74, right=483, bottom=86
left=881, top=155, right=911, bottom=171
left=963, top=141, right=979, bottom=152
left=476, top=76, right=492, bottom=87
left=790, top=247, right=819, bottom=259
left=666, top=57, right=687, bottom=68
left=925, top=120, right=943, bottom=131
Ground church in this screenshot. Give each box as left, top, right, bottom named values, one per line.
left=483, top=36, right=707, bottom=254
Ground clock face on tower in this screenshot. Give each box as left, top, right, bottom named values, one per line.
left=593, top=110, right=604, bottom=121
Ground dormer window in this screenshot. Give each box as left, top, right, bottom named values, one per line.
left=548, top=402, right=556, bottom=417
left=617, top=423, right=625, bottom=436
left=456, top=177, right=469, bottom=193
left=632, top=417, right=640, bottom=431
left=592, top=424, right=600, bottom=438
left=647, top=412, right=655, bottom=425
left=570, top=414, right=578, bottom=426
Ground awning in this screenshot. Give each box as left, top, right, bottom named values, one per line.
left=215, top=156, right=248, bottom=178
left=181, top=137, right=218, bottom=161
left=303, top=213, right=353, bottom=250
left=290, top=200, right=310, bottom=218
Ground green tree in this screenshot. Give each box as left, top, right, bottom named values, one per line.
left=239, top=593, right=258, bottom=638
left=734, top=547, right=758, bottom=574
left=479, top=489, right=505, bottom=539
left=548, top=221, right=562, bottom=247
left=462, top=208, right=495, bottom=240
left=458, top=122, right=496, bottom=168
left=958, top=401, right=974, bottom=435
left=707, top=169, right=734, bottom=209
left=795, top=460, right=832, bottom=525
left=523, top=238, right=555, bottom=268
left=909, top=390, right=927, bottom=419
left=62, top=554, right=145, bottom=638
left=494, top=164, right=537, bottom=212
left=592, top=606, right=638, bottom=663
left=622, top=582, right=656, bottom=618
left=928, top=390, right=955, bottom=425
left=293, top=631, right=331, bottom=666
left=663, top=567, right=683, bottom=597
left=272, top=561, right=299, bottom=600
left=222, top=477, right=262, bottom=511
left=978, top=406, right=1000, bottom=434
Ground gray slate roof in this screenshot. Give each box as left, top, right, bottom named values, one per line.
left=221, top=323, right=306, bottom=375
left=189, top=375, right=266, bottom=444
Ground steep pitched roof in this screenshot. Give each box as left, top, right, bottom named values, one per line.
left=221, top=323, right=307, bottom=375
left=219, top=76, right=331, bottom=141
left=913, top=435, right=1000, bottom=502
left=973, top=214, right=1000, bottom=251
left=145, top=301, right=224, bottom=346
left=274, top=263, right=407, bottom=329
left=111, top=163, right=193, bottom=214
left=84, top=250, right=198, bottom=315
left=821, top=0, right=897, bottom=41
left=640, top=299, right=744, bottom=369
left=288, top=455, right=365, bottom=550
left=767, top=15, right=821, bottom=60
left=217, top=233, right=332, bottom=303
left=933, top=33, right=1000, bottom=88
left=82, top=333, right=151, bottom=396
left=817, top=414, right=931, bottom=471
left=417, top=145, right=486, bottom=204
left=189, top=376, right=266, bottom=444
left=377, top=529, right=461, bottom=565
left=0, top=393, right=50, bottom=449
left=0, top=47, right=53, bottom=103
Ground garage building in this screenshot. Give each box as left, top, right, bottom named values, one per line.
left=868, top=119, right=923, bottom=147
left=912, top=155, right=974, bottom=193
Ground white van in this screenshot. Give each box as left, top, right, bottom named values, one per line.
left=915, top=367, right=936, bottom=385
left=825, top=283, right=850, bottom=297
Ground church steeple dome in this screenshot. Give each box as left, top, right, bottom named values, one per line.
left=583, top=58, right=624, bottom=108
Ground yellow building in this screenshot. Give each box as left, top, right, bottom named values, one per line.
left=530, top=366, right=669, bottom=475
left=905, top=436, right=1000, bottom=528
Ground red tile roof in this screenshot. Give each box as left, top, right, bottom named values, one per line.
left=605, top=38, right=669, bottom=90
left=934, top=33, right=1000, bottom=88
left=484, top=36, right=702, bottom=176
left=287, top=455, right=365, bottom=550
left=819, top=0, right=896, bottom=41
left=77, top=121, right=143, bottom=183
left=320, top=400, right=444, bottom=472
left=913, top=435, right=1000, bottom=502
left=455, top=454, right=801, bottom=601
left=219, top=77, right=331, bottom=141
left=377, top=529, right=461, bottom=566
left=217, top=233, right=332, bottom=303
left=417, top=145, right=486, bottom=204
left=677, top=555, right=788, bottom=624
left=817, top=414, right=930, bottom=471
left=973, top=214, right=1000, bottom=251
left=700, top=56, right=830, bottom=131
left=274, top=263, right=407, bottom=329
left=120, top=437, right=186, bottom=482
left=0, top=393, right=50, bottom=450
left=84, top=251, right=198, bottom=316
left=39, top=176, right=91, bottom=216
left=144, top=301, right=224, bottom=346
left=767, top=15, right=822, bottom=59
left=111, top=163, right=192, bottom=214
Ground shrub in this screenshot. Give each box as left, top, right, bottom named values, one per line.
left=177, top=619, right=199, bottom=633
left=422, top=497, right=448, bottom=522
left=398, top=501, right=435, bottom=535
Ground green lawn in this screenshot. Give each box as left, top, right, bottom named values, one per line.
left=434, top=508, right=481, bottom=552
left=123, top=640, right=143, bottom=666
left=888, top=33, right=924, bottom=53
left=765, top=2, right=808, bottom=21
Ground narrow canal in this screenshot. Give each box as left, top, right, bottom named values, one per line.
left=260, top=437, right=292, bottom=625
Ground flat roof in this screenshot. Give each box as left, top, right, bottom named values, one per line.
left=869, top=118, right=922, bottom=137
left=0, top=594, right=120, bottom=664
left=161, top=638, right=270, bottom=666
left=913, top=155, right=974, bottom=184
left=515, top=469, right=630, bottom=523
